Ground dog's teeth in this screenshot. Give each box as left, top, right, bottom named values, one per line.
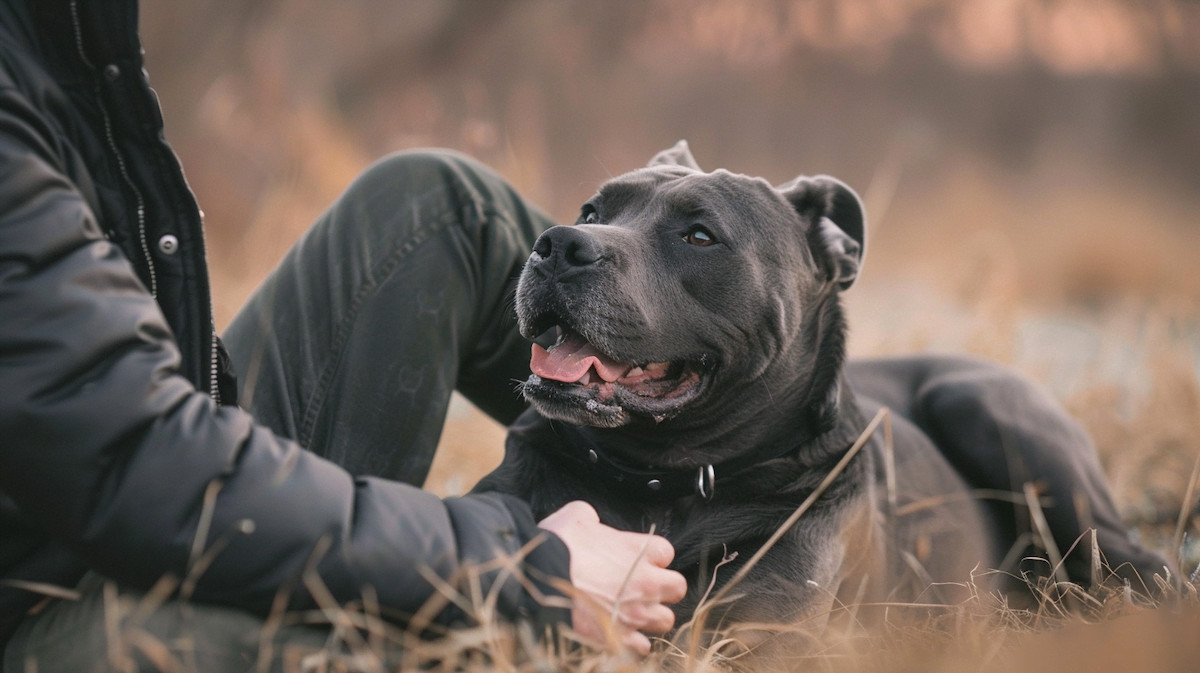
left=578, top=370, right=592, bottom=385
left=646, top=361, right=670, bottom=373
left=627, top=366, right=644, bottom=378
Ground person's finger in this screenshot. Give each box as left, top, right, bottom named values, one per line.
left=617, top=601, right=677, bottom=635
left=621, top=565, right=687, bottom=604
left=656, top=566, right=689, bottom=603
left=572, top=602, right=657, bottom=656
left=640, top=533, right=675, bottom=567
left=622, top=629, right=652, bottom=656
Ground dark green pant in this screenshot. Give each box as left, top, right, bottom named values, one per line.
left=224, top=149, right=554, bottom=482
left=2, top=150, right=554, bottom=672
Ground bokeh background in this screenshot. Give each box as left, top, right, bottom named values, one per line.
left=139, top=1, right=1199, bottom=550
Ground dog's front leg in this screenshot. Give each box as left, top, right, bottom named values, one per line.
left=677, top=517, right=853, bottom=662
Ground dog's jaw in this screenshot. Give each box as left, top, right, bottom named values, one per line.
left=517, top=320, right=712, bottom=428
left=521, top=374, right=631, bottom=427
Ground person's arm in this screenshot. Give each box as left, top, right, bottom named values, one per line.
left=0, top=83, right=567, bottom=628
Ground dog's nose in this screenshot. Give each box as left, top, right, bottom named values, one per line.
left=533, top=225, right=603, bottom=268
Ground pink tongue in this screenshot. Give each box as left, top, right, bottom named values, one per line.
left=530, top=335, right=630, bottom=383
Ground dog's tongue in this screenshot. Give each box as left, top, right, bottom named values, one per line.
left=531, top=334, right=628, bottom=383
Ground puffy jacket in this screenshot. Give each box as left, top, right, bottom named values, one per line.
left=0, top=0, right=569, bottom=647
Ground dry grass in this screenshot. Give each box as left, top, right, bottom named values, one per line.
left=81, top=477, right=1199, bottom=673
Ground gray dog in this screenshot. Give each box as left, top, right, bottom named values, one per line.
left=474, top=141, right=1170, bottom=631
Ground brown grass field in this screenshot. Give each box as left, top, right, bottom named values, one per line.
left=131, top=1, right=1200, bottom=670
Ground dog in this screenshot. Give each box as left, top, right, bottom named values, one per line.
left=473, top=141, right=1171, bottom=633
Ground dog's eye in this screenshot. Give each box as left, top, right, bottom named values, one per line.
left=683, top=225, right=716, bottom=247
left=580, top=204, right=600, bottom=224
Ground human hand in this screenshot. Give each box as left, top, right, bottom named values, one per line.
left=538, top=500, right=687, bottom=655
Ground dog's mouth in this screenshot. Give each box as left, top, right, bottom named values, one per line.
left=522, top=323, right=708, bottom=427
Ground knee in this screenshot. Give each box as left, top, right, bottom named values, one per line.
left=309, top=149, right=502, bottom=255
left=308, top=149, right=544, bottom=285
left=372, top=147, right=485, bottom=177
left=352, top=149, right=507, bottom=214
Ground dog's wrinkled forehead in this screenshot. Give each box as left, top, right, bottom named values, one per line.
left=581, top=141, right=865, bottom=292
left=594, top=165, right=797, bottom=232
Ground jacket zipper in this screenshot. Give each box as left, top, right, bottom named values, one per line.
left=71, top=2, right=222, bottom=403
left=210, top=334, right=221, bottom=403
left=208, top=255, right=221, bottom=404
left=69, top=1, right=158, bottom=299
left=71, top=1, right=220, bottom=403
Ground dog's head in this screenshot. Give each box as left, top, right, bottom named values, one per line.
left=515, top=141, right=865, bottom=461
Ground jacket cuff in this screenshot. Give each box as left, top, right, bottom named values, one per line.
left=506, top=496, right=573, bottom=639
left=443, top=493, right=573, bottom=637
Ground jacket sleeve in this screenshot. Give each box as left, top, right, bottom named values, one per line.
left=0, top=84, right=570, bottom=628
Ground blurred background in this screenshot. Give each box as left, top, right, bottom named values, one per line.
left=140, top=0, right=1199, bottom=548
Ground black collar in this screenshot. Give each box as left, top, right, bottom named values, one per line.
left=539, top=421, right=816, bottom=502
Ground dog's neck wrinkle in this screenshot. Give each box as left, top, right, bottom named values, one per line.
left=790, top=290, right=850, bottom=436
left=688, top=293, right=846, bottom=462
left=689, top=289, right=849, bottom=460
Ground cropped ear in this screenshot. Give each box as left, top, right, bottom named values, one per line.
left=778, top=175, right=866, bottom=291
left=647, top=139, right=701, bottom=171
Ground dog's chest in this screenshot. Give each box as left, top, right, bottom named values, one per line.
left=600, top=497, right=785, bottom=570
left=634, top=502, right=678, bottom=537
left=588, top=497, right=675, bottom=536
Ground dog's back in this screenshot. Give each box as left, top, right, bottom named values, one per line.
left=849, top=355, right=1173, bottom=598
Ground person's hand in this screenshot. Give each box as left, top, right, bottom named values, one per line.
left=538, top=500, right=688, bottom=655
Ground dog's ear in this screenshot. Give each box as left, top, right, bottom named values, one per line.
left=778, top=175, right=866, bottom=291
left=647, top=140, right=701, bottom=171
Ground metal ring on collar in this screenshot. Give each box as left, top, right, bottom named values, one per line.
left=697, top=464, right=715, bottom=501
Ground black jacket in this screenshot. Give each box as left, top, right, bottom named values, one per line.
left=0, top=0, right=568, bottom=647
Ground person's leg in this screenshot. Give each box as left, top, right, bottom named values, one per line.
left=223, top=150, right=555, bottom=484
left=1, top=575, right=334, bottom=673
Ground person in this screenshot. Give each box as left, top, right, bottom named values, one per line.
left=0, top=1, right=687, bottom=670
